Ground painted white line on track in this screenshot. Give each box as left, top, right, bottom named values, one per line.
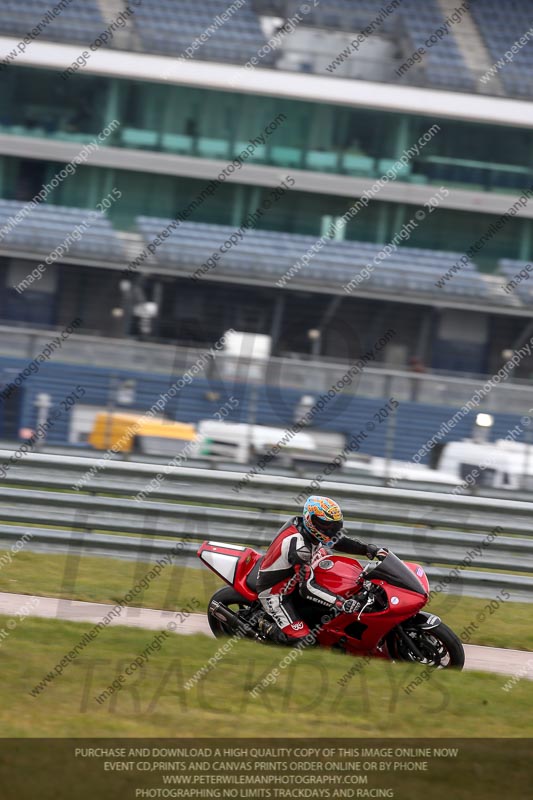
left=0, top=591, right=206, bottom=635
left=1, top=591, right=531, bottom=680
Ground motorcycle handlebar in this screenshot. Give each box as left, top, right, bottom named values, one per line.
left=361, top=549, right=389, bottom=577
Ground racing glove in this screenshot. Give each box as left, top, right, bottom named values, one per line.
left=366, top=544, right=388, bottom=560
left=334, top=596, right=364, bottom=614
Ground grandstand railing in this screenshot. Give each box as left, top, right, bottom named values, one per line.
left=0, top=324, right=532, bottom=414
left=0, top=451, right=531, bottom=600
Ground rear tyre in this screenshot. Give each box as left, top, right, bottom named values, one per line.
left=387, top=621, right=465, bottom=670
left=207, top=587, right=254, bottom=638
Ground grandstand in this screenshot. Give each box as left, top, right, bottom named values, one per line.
left=1, top=0, right=533, bottom=462
left=0, top=199, right=124, bottom=262
left=134, top=0, right=273, bottom=63
left=0, top=346, right=531, bottom=463
left=470, top=0, right=533, bottom=97
left=2, top=0, right=533, bottom=94
left=0, top=0, right=106, bottom=46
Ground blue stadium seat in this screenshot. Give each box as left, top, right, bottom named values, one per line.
left=1, top=0, right=529, bottom=97
left=498, top=258, right=533, bottom=303
left=470, top=0, right=533, bottom=99
left=132, top=0, right=273, bottom=65
left=135, top=215, right=490, bottom=302
left=0, top=0, right=106, bottom=46
left=0, top=200, right=125, bottom=259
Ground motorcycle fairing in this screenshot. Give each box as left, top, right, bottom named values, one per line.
left=198, top=543, right=429, bottom=656
left=197, top=541, right=261, bottom=601
left=369, top=551, right=427, bottom=596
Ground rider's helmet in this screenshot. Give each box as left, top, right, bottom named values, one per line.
left=302, top=495, right=343, bottom=545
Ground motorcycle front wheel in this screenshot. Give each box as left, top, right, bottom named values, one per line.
left=386, top=621, right=465, bottom=669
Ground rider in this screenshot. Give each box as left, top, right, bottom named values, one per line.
left=257, top=495, right=386, bottom=644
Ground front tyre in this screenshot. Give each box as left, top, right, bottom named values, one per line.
left=207, top=586, right=254, bottom=638
left=387, top=621, right=465, bottom=670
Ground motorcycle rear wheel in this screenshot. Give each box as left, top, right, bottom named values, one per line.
left=207, top=586, right=254, bottom=638
left=387, top=621, right=465, bottom=669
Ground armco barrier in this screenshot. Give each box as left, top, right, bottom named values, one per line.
left=0, top=450, right=532, bottom=600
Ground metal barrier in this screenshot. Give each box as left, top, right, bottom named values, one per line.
left=0, top=450, right=532, bottom=601
left=1, top=324, right=533, bottom=412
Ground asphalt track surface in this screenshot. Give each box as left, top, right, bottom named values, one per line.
left=2, top=591, right=532, bottom=681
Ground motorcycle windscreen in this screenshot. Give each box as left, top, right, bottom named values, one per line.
left=370, top=552, right=426, bottom=595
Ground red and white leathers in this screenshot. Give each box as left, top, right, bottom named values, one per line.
left=256, top=516, right=372, bottom=641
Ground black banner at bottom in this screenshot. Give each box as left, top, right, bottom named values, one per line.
left=0, top=739, right=531, bottom=799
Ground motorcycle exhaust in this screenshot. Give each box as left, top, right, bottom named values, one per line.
left=209, top=600, right=256, bottom=638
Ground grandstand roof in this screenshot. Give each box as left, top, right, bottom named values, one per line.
left=2, top=33, right=532, bottom=131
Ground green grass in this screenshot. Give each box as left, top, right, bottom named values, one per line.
left=0, top=549, right=532, bottom=651
left=1, top=616, right=532, bottom=738
left=425, top=592, right=533, bottom=650
left=0, top=547, right=222, bottom=611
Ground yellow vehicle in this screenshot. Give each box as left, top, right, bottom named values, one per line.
left=89, top=413, right=197, bottom=456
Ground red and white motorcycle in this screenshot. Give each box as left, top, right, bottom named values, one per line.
left=197, top=540, right=465, bottom=668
